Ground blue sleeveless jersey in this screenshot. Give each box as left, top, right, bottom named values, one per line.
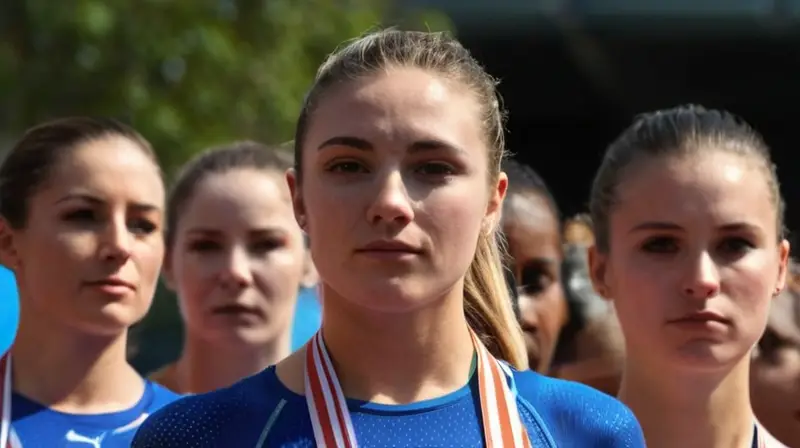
left=12, top=380, right=180, bottom=447
left=132, top=366, right=645, bottom=447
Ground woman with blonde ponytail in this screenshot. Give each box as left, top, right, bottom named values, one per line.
left=133, top=28, right=644, bottom=448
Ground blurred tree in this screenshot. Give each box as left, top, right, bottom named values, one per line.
left=0, top=0, right=451, bottom=373
left=0, top=0, right=451, bottom=173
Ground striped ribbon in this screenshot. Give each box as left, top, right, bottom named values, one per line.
left=304, top=329, right=532, bottom=447
left=0, top=353, right=20, bottom=448
left=755, top=422, right=789, bottom=448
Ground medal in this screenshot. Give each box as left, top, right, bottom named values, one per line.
left=304, top=329, right=532, bottom=447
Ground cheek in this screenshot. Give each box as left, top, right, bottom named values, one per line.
left=421, top=186, right=488, bottom=256
left=172, top=255, right=219, bottom=309
left=135, top=239, right=164, bottom=278
left=252, top=250, right=305, bottom=297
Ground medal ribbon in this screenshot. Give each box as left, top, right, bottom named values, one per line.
left=304, top=329, right=532, bottom=448
left=0, top=353, right=19, bottom=448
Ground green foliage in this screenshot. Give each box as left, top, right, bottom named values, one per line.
left=0, top=0, right=452, bottom=372
left=0, top=0, right=452, bottom=175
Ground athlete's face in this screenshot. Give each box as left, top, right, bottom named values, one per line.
left=503, top=192, right=567, bottom=373
left=1, top=137, right=164, bottom=335
left=288, top=67, right=506, bottom=313
left=165, top=169, right=306, bottom=346
left=750, top=286, right=800, bottom=447
left=589, top=150, right=789, bottom=372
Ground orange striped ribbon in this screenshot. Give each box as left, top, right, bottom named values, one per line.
left=304, top=330, right=532, bottom=447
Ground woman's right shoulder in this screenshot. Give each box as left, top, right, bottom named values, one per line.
left=512, top=369, right=646, bottom=447
left=132, top=366, right=289, bottom=448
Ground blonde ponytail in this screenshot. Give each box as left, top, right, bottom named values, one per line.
left=464, top=230, right=528, bottom=369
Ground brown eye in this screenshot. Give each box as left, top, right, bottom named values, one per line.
left=641, top=237, right=679, bottom=253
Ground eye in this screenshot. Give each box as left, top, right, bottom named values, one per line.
left=416, top=162, right=456, bottom=177
left=249, top=239, right=284, bottom=255
left=326, top=160, right=367, bottom=173
left=62, top=208, right=97, bottom=223
left=640, top=236, right=679, bottom=254
left=128, top=218, right=157, bottom=235
left=518, top=265, right=555, bottom=296
left=717, top=237, right=754, bottom=256
left=188, top=239, right=221, bottom=252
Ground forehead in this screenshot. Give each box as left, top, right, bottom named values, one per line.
left=612, top=151, right=776, bottom=232
left=305, top=67, right=485, bottom=154
left=503, top=194, right=561, bottom=259
left=180, top=169, right=294, bottom=230
left=43, top=136, right=163, bottom=205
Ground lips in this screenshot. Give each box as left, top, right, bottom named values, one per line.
left=356, top=240, right=422, bottom=253
left=669, top=310, right=729, bottom=324
left=212, top=304, right=263, bottom=317
left=85, top=277, right=136, bottom=291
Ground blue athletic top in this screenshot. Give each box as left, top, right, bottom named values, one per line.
left=11, top=380, right=180, bottom=447
left=132, top=365, right=645, bottom=447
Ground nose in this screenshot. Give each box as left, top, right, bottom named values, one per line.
left=99, top=218, right=132, bottom=263
left=366, top=169, right=414, bottom=226
left=682, top=251, right=721, bottom=300
left=219, top=246, right=252, bottom=289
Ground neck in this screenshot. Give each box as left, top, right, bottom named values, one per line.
left=619, top=354, right=755, bottom=448
left=176, top=329, right=292, bottom=394
left=320, top=282, right=475, bottom=405
left=11, top=307, right=143, bottom=414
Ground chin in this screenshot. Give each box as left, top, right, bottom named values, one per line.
left=669, top=340, right=748, bottom=372
left=341, top=277, right=447, bottom=314
left=212, top=327, right=274, bottom=347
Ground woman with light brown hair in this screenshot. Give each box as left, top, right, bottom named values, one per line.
left=133, top=29, right=644, bottom=447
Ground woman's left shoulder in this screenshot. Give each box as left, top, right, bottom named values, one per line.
left=511, top=369, right=645, bottom=447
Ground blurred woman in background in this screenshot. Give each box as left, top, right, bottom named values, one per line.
left=750, top=258, right=800, bottom=447
left=150, top=141, right=313, bottom=394
left=0, top=117, right=179, bottom=447
left=552, top=215, right=625, bottom=396
left=501, top=158, right=568, bottom=373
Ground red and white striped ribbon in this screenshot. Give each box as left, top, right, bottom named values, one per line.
left=0, top=353, right=20, bottom=448
left=304, top=329, right=532, bottom=447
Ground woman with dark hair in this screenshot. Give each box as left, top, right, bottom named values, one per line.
left=750, top=258, right=800, bottom=447
left=500, top=158, right=569, bottom=374
left=551, top=216, right=625, bottom=396
left=0, top=117, right=179, bottom=447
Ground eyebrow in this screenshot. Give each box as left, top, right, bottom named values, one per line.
left=56, top=193, right=160, bottom=212
left=185, top=227, right=286, bottom=237
left=628, top=221, right=761, bottom=234
left=317, top=135, right=466, bottom=155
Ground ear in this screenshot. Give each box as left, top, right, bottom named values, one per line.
left=587, top=244, right=612, bottom=301
left=772, top=239, right=790, bottom=297
left=484, top=172, right=508, bottom=233
left=286, top=168, right=307, bottom=232
left=160, top=247, right=176, bottom=292
left=0, top=217, right=21, bottom=272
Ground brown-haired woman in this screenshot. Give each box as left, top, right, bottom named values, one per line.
left=0, top=117, right=179, bottom=447
left=150, top=141, right=313, bottom=394
left=132, top=29, right=644, bottom=448
left=588, top=104, right=789, bottom=447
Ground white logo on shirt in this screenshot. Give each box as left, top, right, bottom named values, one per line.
left=65, top=430, right=106, bottom=448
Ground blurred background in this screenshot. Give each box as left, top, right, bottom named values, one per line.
left=1, top=0, right=798, bottom=422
